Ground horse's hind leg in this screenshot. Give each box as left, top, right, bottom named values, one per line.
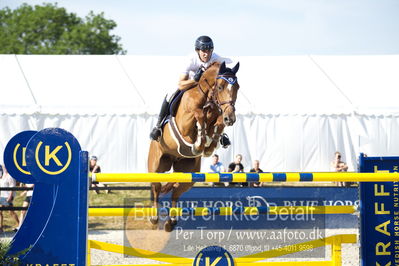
left=164, top=158, right=200, bottom=232
left=148, top=141, right=173, bottom=225
left=163, top=182, right=195, bottom=232
left=150, top=183, right=161, bottom=225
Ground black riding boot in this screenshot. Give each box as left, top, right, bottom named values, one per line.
left=150, top=97, right=170, bottom=141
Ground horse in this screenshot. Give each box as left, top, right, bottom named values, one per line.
left=147, top=61, right=240, bottom=231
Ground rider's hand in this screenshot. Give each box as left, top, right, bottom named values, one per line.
left=193, top=68, right=204, bottom=82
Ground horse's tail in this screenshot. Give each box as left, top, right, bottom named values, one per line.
left=160, top=182, right=177, bottom=194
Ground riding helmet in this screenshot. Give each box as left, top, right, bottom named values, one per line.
left=195, top=36, right=214, bottom=51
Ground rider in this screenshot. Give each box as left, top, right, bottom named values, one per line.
left=149, top=35, right=233, bottom=148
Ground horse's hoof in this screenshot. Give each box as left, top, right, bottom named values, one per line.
left=150, top=216, right=159, bottom=225
left=164, top=219, right=176, bottom=232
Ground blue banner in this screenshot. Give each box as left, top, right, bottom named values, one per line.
left=155, top=186, right=359, bottom=229
left=360, top=154, right=399, bottom=266
left=137, top=186, right=359, bottom=258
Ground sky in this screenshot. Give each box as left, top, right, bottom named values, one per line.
left=1, top=0, right=399, bottom=56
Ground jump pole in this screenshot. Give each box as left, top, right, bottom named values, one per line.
left=88, top=205, right=357, bottom=217
left=93, top=171, right=399, bottom=183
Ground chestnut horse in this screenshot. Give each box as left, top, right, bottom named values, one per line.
left=148, top=61, right=240, bottom=231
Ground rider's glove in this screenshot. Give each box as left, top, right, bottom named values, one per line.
left=193, top=68, right=204, bottom=82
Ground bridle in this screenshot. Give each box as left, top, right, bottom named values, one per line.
left=214, top=74, right=237, bottom=113
left=199, top=73, right=238, bottom=114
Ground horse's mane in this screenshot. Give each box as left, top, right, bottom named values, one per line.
left=203, top=62, right=221, bottom=79
left=179, top=62, right=221, bottom=91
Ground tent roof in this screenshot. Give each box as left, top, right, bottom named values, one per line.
left=1, top=54, right=398, bottom=116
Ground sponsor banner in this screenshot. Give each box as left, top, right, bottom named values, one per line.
left=359, top=154, right=399, bottom=266
left=124, top=186, right=358, bottom=259
left=178, top=187, right=358, bottom=229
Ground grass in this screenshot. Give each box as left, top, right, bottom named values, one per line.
left=0, top=194, right=23, bottom=232
left=88, top=184, right=152, bottom=230
left=1, top=183, right=152, bottom=232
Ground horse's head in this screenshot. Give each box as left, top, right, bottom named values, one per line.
left=214, top=61, right=240, bottom=126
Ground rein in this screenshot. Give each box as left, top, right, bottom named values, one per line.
left=198, top=79, right=218, bottom=112
left=197, top=69, right=237, bottom=115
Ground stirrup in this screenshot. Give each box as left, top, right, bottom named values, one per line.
left=150, top=127, right=162, bottom=141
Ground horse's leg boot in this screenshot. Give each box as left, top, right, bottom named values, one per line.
left=150, top=97, right=170, bottom=141
left=220, top=133, right=231, bottom=148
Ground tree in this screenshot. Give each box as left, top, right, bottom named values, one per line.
left=0, top=3, right=126, bottom=54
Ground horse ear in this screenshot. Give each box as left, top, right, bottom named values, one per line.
left=218, top=61, right=226, bottom=74
left=231, top=62, right=240, bottom=74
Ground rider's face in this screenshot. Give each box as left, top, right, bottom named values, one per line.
left=198, top=49, right=213, bottom=63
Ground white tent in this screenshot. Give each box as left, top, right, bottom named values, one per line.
left=1, top=54, right=399, bottom=173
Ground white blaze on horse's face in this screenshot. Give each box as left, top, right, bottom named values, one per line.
left=216, top=62, right=240, bottom=127
left=216, top=78, right=239, bottom=127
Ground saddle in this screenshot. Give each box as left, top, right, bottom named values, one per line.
left=159, top=88, right=204, bottom=157
left=160, top=88, right=187, bottom=129
left=169, top=89, right=185, bottom=117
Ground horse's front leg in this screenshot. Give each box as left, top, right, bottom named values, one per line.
left=192, top=109, right=206, bottom=154
left=204, top=117, right=225, bottom=157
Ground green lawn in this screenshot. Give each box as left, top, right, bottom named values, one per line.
left=1, top=184, right=152, bottom=232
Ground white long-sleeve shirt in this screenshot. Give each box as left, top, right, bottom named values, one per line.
left=166, top=52, right=234, bottom=98
left=182, top=52, right=233, bottom=79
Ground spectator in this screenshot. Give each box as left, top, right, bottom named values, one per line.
left=18, top=183, right=34, bottom=229
left=330, top=151, right=350, bottom=187
left=0, top=165, right=19, bottom=232
left=228, top=154, right=246, bottom=187
left=249, top=160, right=264, bottom=187
left=209, top=154, right=227, bottom=187
left=90, top=156, right=110, bottom=194
left=210, top=154, right=226, bottom=173
left=228, top=154, right=244, bottom=172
